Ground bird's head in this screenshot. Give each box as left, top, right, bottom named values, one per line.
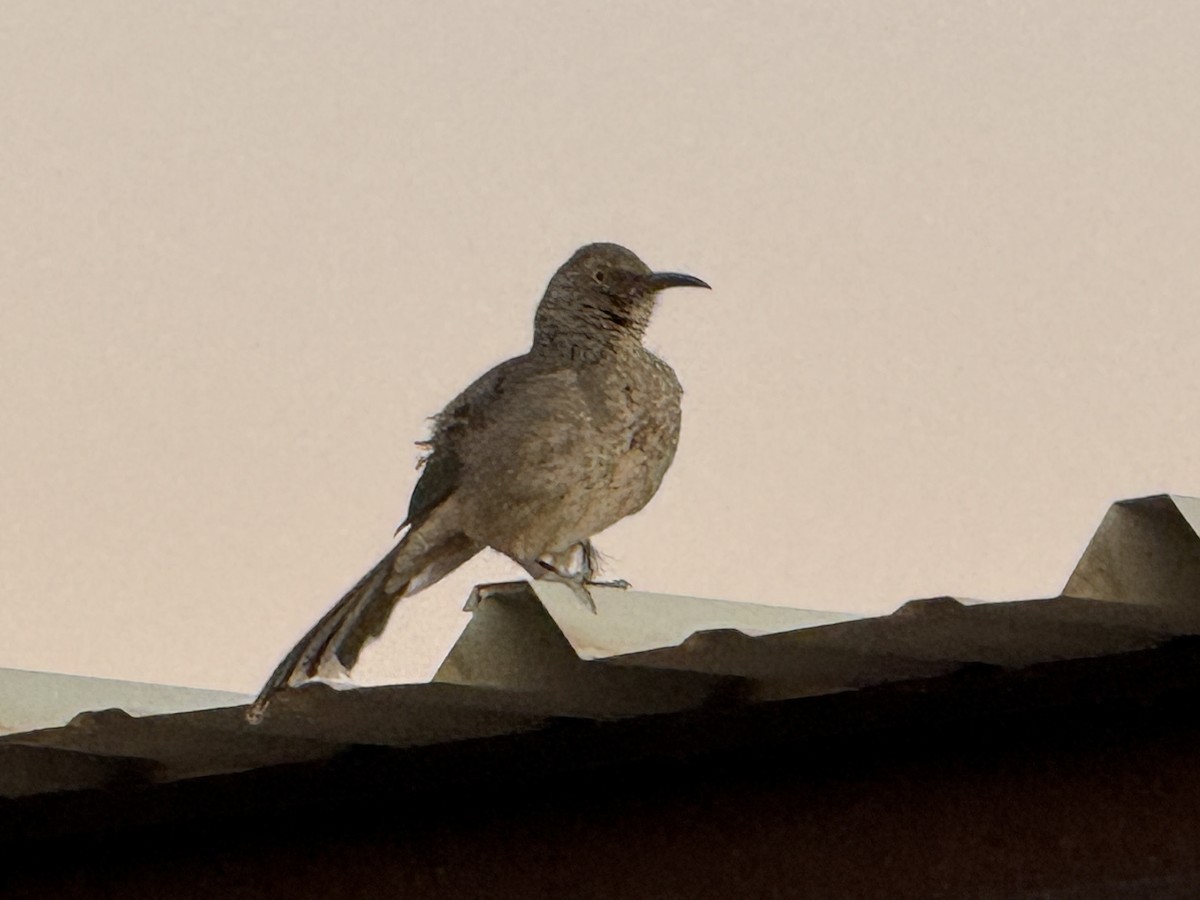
left=533, top=243, right=709, bottom=351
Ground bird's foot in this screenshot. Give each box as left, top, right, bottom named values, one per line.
left=585, top=578, right=631, bottom=590
left=537, top=572, right=630, bottom=612
left=515, top=551, right=631, bottom=614
left=562, top=578, right=599, bottom=614
left=519, top=559, right=599, bottom=613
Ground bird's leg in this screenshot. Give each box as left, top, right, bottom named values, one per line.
left=577, top=540, right=630, bottom=590
left=514, top=556, right=597, bottom=612
left=513, top=542, right=630, bottom=614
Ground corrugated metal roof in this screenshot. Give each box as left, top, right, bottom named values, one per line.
left=0, top=667, right=248, bottom=736
left=1, top=493, right=1198, bottom=824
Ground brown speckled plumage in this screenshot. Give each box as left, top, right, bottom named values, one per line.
left=249, top=243, right=708, bottom=721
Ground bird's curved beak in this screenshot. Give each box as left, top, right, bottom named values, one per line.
left=644, top=271, right=711, bottom=292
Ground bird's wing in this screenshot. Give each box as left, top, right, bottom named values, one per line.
left=400, top=446, right=463, bottom=532
left=399, top=354, right=549, bottom=530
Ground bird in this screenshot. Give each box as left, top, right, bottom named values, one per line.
left=247, top=242, right=709, bottom=722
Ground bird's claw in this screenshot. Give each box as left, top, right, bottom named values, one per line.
left=587, top=578, right=630, bottom=590
left=563, top=580, right=598, bottom=614
left=565, top=577, right=630, bottom=613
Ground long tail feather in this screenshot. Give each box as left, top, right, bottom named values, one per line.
left=247, top=521, right=481, bottom=723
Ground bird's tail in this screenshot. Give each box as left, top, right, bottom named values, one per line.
left=247, top=517, right=482, bottom=723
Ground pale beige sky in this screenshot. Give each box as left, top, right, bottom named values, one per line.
left=3, top=1, right=1199, bottom=692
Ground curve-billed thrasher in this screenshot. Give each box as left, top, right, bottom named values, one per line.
left=248, top=242, right=709, bottom=721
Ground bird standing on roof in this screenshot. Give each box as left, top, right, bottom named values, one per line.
left=248, top=243, right=710, bottom=722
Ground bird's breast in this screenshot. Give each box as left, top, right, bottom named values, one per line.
left=455, top=350, right=683, bottom=559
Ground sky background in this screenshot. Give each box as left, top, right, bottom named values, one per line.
left=3, top=1, right=1199, bottom=692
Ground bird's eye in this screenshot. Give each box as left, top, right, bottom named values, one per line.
left=593, top=270, right=605, bottom=283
